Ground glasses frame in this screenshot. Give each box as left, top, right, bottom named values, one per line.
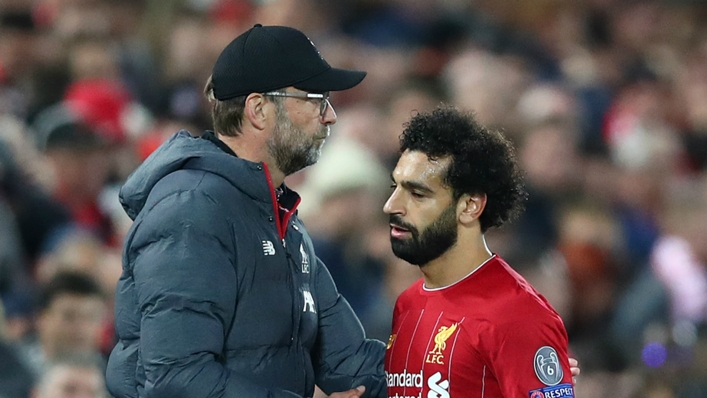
left=262, top=91, right=330, bottom=117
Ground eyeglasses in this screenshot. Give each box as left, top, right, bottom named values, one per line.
left=262, top=91, right=330, bottom=117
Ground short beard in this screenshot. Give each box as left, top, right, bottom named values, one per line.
left=267, top=102, right=328, bottom=176
left=390, top=204, right=458, bottom=266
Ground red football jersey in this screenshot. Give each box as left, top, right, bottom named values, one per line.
left=385, top=255, right=575, bottom=398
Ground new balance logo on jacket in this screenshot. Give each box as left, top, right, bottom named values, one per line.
left=262, top=240, right=275, bottom=255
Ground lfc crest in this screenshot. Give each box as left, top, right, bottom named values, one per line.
left=426, top=323, right=458, bottom=365
left=299, top=244, right=310, bottom=273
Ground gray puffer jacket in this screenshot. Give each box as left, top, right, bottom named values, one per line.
left=106, top=131, right=386, bottom=398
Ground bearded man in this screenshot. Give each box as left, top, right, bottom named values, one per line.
left=384, top=106, right=576, bottom=398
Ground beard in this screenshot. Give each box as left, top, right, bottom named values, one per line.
left=267, top=103, right=329, bottom=176
left=390, top=204, right=458, bottom=266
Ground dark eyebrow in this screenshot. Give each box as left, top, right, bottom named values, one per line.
left=391, top=173, right=434, bottom=193
left=399, top=180, right=435, bottom=195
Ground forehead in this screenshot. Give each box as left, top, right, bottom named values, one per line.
left=48, top=365, right=104, bottom=391
left=48, top=293, right=104, bottom=311
left=392, top=150, right=450, bottom=187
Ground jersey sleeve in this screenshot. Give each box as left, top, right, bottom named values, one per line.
left=481, top=306, right=575, bottom=398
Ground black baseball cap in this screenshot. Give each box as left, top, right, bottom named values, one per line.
left=211, top=24, right=366, bottom=100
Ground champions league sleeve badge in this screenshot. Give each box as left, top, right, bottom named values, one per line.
left=534, top=346, right=563, bottom=386
left=528, top=346, right=574, bottom=398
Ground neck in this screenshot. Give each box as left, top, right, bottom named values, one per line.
left=217, top=132, right=286, bottom=186
left=420, top=233, right=492, bottom=289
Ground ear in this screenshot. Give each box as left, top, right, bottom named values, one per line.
left=457, top=193, right=487, bottom=225
left=244, top=93, right=268, bottom=130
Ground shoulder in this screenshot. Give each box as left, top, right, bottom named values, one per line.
left=152, top=168, right=243, bottom=204
left=131, top=182, right=236, bottom=248
left=141, top=166, right=256, bottom=222
left=478, top=257, right=565, bottom=328
left=394, top=279, right=424, bottom=309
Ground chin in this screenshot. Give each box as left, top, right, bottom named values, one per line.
left=390, top=246, right=419, bottom=266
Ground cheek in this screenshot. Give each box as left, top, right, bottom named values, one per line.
left=282, top=106, right=311, bottom=127
left=411, top=204, right=439, bottom=226
left=293, top=114, right=320, bottom=136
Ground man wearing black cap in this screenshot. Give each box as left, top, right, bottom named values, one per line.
left=106, top=25, right=385, bottom=398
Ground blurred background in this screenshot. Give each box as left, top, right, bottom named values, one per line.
left=1, top=0, right=707, bottom=397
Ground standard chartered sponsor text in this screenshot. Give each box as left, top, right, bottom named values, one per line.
left=388, top=393, right=422, bottom=398
left=386, top=370, right=424, bottom=388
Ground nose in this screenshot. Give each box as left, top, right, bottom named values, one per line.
left=383, top=189, right=403, bottom=216
left=320, top=100, right=337, bottom=125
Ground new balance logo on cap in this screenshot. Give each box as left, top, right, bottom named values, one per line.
left=262, top=240, right=275, bottom=256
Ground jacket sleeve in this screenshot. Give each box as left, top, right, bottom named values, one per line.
left=311, top=257, right=387, bottom=398
left=131, top=189, right=302, bottom=398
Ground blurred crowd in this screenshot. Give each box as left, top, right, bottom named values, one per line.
left=1, top=0, right=707, bottom=397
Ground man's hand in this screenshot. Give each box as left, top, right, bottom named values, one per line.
left=569, top=357, right=580, bottom=384
left=328, top=386, right=366, bottom=398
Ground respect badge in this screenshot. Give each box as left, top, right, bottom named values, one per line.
left=528, top=383, right=574, bottom=398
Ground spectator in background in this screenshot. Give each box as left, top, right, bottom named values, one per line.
left=377, top=79, right=445, bottom=170
left=678, top=49, right=707, bottom=173
left=19, top=271, right=106, bottom=378
left=32, top=353, right=107, bottom=398
left=1, top=116, right=73, bottom=343
left=0, top=6, right=41, bottom=120
left=0, top=115, right=72, bottom=271
left=156, top=10, right=214, bottom=129
left=651, top=176, right=707, bottom=330
left=0, top=156, right=25, bottom=295
left=35, top=229, right=121, bottom=296
left=554, top=201, right=621, bottom=369
left=503, top=120, right=582, bottom=269
left=32, top=227, right=121, bottom=357
left=61, top=30, right=154, bottom=182
left=32, top=114, right=116, bottom=245
left=0, top=298, right=35, bottom=398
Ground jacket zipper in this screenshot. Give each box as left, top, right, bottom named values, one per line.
left=261, top=162, right=300, bottom=240
left=261, top=162, right=307, bottom=393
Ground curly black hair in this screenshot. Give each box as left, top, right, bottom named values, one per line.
left=400, top=105, right=527, bottom=233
